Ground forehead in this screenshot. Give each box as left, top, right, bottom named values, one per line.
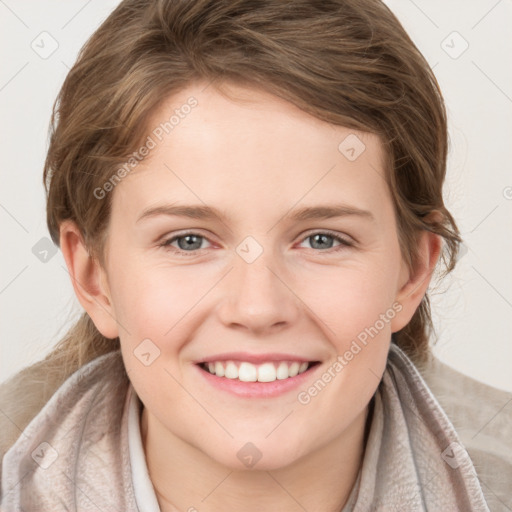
left=111, top=81, right=391, bottom=226
left=143, top=80, right=382, bottom=158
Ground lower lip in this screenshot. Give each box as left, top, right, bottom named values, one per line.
left=195, top=363, right=321, bottom=398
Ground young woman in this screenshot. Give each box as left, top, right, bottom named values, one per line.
left=1, top=0, right=508, bottom=510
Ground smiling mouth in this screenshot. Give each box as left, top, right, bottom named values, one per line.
left=198, top=360, right=321, bottom=383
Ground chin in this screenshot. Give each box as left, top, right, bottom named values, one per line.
left=206, top=437, right=308, bottom=472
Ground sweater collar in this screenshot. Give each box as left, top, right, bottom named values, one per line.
left=1, top=343, right=489, bottom=511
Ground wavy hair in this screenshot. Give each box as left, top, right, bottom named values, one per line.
left=0, top=0, right=462, bottom=456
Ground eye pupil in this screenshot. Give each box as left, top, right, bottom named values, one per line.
left=310, top=233, right=333, bottom=250
left=178, top=234, right=202, bottom=251
left=166, top=231, right=347, bottom=255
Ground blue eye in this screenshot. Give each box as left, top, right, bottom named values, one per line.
left=160, top=233, right=210, bottom=255
left=299, top=232, right=353, bottom=251
left=159, top=230, right=353, bottom=256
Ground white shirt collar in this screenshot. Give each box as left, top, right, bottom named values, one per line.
left=127, top=385, right=162, bottom=512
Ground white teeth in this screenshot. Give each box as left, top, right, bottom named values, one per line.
left=215, top=361, right=225, bottom=377
left=288, top=362, right=300, bottom=377
left=239, top=362, right=258, bottom=382
left=257, top=362, right=276, bottom=382
left=224, top=361, right=238, bottom=379
left=203, top=360, right=312, bottom=382
left=276, top=362, right=290, bottom=380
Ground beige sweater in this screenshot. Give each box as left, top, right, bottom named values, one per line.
left=0, top=343, right=510, bottom=511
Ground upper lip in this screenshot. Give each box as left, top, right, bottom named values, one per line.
left=194, top=352, right=319, bottom=365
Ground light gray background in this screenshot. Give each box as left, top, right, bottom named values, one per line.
left=1, top=0, right=511, bottom=391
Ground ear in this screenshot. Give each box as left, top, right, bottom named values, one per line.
left=59, top=220, right=119, bottom=339
left=390, top=218, right=443, bottom=333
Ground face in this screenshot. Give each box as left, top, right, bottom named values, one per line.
left=97, top=81, right=412, bottom=470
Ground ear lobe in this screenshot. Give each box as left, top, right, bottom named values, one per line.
left=59, top=220, right=119, bottom=339
left=390, top=227, right=442, bottom=333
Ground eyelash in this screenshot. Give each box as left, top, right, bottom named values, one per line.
left=158, top=230, right=354, bottom=257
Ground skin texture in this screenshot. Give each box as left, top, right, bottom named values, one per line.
left=60, top=81, right=441, bottom=512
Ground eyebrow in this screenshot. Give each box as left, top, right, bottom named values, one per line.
left=136, top=203, right=375, bottom=224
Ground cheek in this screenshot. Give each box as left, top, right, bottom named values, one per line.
left=111, top=265, right=200, bottom=410
left=109, top=261, right=205, bottom=338
left=297, top=259, right=400, bottom=341
left=295, top=255, right=399, bottom=407
left=110, top=245, right=401, bottom=354
left=108, top=250, right=396, bottom=466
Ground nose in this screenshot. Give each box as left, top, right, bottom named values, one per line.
left=215, top=248, right=300, bottom=336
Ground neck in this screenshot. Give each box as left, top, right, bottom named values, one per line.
left=141, top=404, right=370, bottom=512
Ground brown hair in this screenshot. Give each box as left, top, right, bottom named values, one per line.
left=1, top=0, right=462, bottom=453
